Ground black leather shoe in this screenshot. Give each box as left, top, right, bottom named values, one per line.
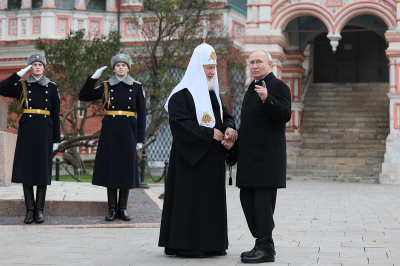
left=35, top=210, right=44, bottom=224
left=241, top=246, right=257, bottom=258
left=105, top=209, right=117, bottom=221
left=118, top=209, right=131, bottom=221
left=241, top=249, right=275, bottom=263
left=205, top=250, right=227, bottom=256
left=24, top=210, right=35, bottom=224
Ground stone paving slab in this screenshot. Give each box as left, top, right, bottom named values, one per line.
left=0, top=180, right=400, bottom=265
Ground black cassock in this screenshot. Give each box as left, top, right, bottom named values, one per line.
left=159, top=88, right=235, bottom=253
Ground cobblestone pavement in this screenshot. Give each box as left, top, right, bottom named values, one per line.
left=1, top=180, right=400, bottom=265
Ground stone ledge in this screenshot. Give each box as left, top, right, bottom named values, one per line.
left=0, top=199, right=107, bottom=216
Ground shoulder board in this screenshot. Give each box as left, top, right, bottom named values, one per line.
left=15, top=79, right=24, bottom=85
left=95, top=85, right=101, bottom=89
left=134, top=80, right=141, bottom=85
left=50, top=81, right=57, bottom=85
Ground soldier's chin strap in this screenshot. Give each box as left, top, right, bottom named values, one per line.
left=18, top=80, right=28, bottom=112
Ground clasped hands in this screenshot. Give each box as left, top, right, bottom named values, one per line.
left=213, top=127, right=238, bottom=150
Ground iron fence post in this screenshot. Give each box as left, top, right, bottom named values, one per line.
left=56, top=158, right=60, bottom=181
left=159, top=160, right=168, bottom=199
left=139, top=151, right=149, bottom=188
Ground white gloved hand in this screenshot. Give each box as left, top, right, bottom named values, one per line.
left=136, top=143, right=143, bottom=150
left=53, top=143, right=59, bottom=151
left=91, top=66, right=107, bottom=79
left=17, top=65, right=32, bottom=77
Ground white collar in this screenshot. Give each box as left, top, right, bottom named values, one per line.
left=32, top=75, right=42, bottom=81
left=254, top=72, right=271, bottom=83
left=116, top=74, right=127, bottom=81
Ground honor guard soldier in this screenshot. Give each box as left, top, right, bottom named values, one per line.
left=79, top=54, right=146, bottom=221
left=0, top=54, right=61, bottom=224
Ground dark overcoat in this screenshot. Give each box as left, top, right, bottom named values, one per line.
left=159, top=89, right=235, bottom=252
left=79, top=76, right=146, bottom=189
left=236, top=73, right=291, bottom=188
left=0, top=73, right=61, bottom=186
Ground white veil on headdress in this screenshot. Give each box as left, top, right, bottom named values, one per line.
left=164, top=43, right=222, bottom=128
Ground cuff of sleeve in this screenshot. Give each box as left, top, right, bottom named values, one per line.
left=138, top=129, right=145, bottom=143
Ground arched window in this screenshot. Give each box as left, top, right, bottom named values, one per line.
left=55, top=0, right=74, bottom=9
left=86, top=0, right=105, bottom=11
left=8, top=0, right=21, bottom=9
left=32, top=0, right=42, bottom=8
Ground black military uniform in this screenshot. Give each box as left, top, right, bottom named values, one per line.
left=0, top=58, right=60, bottom=224
left=79, top=72, right=146, bottom=221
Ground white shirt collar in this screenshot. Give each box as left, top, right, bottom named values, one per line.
left=117, top=74, right=127, bottom=81
left=254, top=72, right=271, bottom=83
left=32, top=75, right=42, bottom=81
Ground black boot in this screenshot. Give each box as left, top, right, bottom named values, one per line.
left=105, top=189, right=117, bottom=221
left=23, top=184, right=35, bottom=224
left=117, top=189, right=131, bottom=221
left=35, top=185, right=47, bottom=224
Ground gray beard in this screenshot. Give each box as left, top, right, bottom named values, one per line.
left=207, top=79, right=215, bottom=91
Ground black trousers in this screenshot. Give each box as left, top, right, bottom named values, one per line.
left=240, top=187, right=277, bottom=254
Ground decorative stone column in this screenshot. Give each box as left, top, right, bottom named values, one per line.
left=281, top=52, right=306, bottom=142
left=42, top=0, right=56, bottom=8
left=106, top=0, right=118, bottom=11
left=75, top=0, right=86, bottom=10
left=379, top=29, right=400, bottom=184
left=0, top=0, right=7, bottom=10
left=0, top=99, right=17, bottom=187
left=21, top=0, right=32, bottom=9
left=120, top=0, right=142, bottom=11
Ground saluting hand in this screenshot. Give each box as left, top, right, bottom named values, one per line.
left=91, top=66, right=107, bottom=79
left=254, top=80, right=268, bottom=102
left=17, top=65, right=32, bottom=77
left=213, top=128, right=224, bottom=141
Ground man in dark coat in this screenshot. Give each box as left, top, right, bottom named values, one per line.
left=158, top=43, right=237, bottom=257
left=0, top=54, right=61, bottom=224
left=79, top=54, right=146, bottom=221
left=231, top=50, right=291, bottom=263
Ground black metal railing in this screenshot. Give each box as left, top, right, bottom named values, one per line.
left=54, top=158, right=81, bottom=182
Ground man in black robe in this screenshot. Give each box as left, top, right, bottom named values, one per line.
left=224, top=50, right=291, bottom=263
left=158, top=43, right=237, bottom=257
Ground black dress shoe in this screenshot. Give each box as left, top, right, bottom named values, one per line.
left=118, top=209, right=131, bottom=221
left=24, top=210, right=35, bottom=224
left=35, top=210, right=44, bottom=224
left=105, top=209, right=117, bottom=221
left=241, top=249, right=275, bottom=263
left=241, top=246, right=257, bottom=258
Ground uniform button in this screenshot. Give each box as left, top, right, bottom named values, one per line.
left=45, top=108, right=47, bottom=110
left=130, top=89, right=132, bottom=92
left=112, top=106, right=114, bottom=109
left=111, top=90, right=113, bottom=92
left=28, top=84, right=31, bottom=86
left=128, top=106, right=130, bottom=109
left=29, top=115, right=32, bottom=117
left=111, top=97, right=114, bottom=100
left=113, top=115, right=115, bottom=117
left=29, top=91, right=31, bottom=93
left=271, top=102, right=273, bottom=104
left=46, top=91, right=48, bottom=94
left=44, top=115, right=47, bottom=117
left=30, top=107, right=32, bottom=109
left=46, top=85, right=48, bottom=87
left=46, top=99, right=48, bottom=102
left=127, top=115, right=129, bottom=117
left=129, top=97, right=131, bottom=100
left=29, top=99, right=31, bottom=101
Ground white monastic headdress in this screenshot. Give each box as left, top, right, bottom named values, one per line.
left=164, top=43, right=222, bottom=128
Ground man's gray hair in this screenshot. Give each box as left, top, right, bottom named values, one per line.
left=250, top=50, right=272, bottom=63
